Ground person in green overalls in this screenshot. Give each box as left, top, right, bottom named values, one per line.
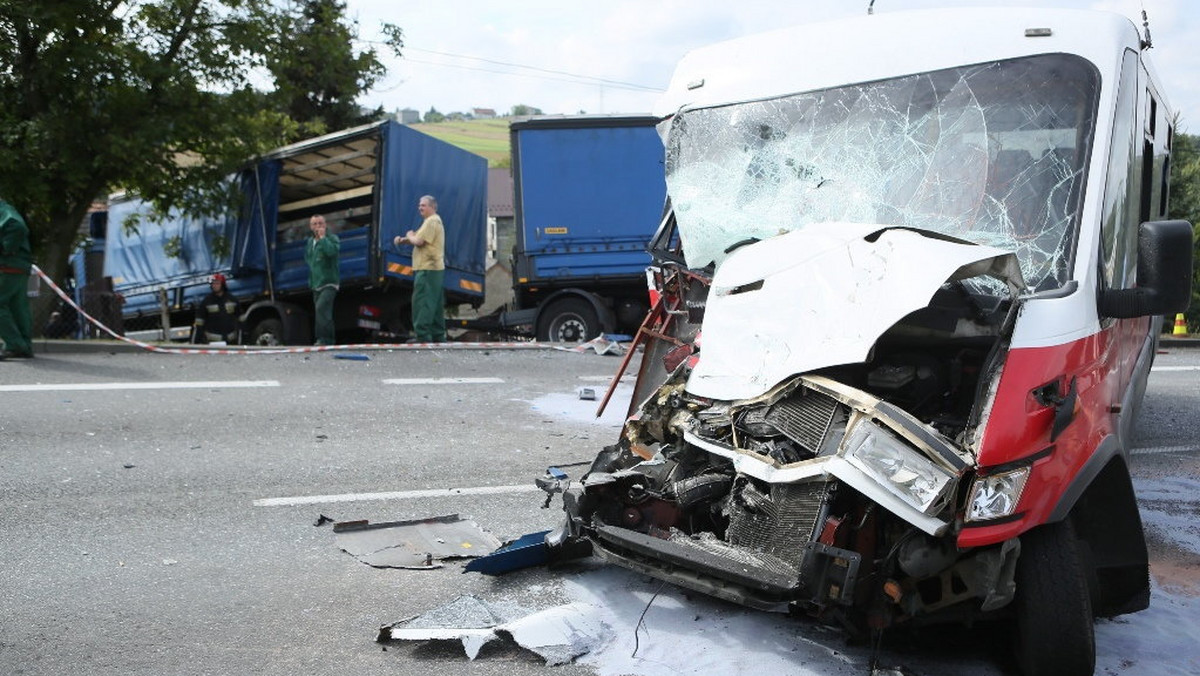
left=394, top=195, right=446, bottom=343
left=0, top=198, right=34, bottom=359
left=305, top=214, right=340, bottom=345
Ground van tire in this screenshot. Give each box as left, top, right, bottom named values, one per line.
left=1013, top=519, right=1095, bottom=676
left=537, top=298, right=600, bottom=342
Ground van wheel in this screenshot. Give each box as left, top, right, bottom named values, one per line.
left=250, top=317, right=284, bottom=346
left=537, top=298, right=599, bottom=342
left=1013, top=519, right=1095, bottom=676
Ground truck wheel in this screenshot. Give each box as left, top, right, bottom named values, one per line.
left=250, top=317, right=284, bottom=346
left=1013, top=519, right=1095, bottom=676
left=537, top=298, right=599, bottom=342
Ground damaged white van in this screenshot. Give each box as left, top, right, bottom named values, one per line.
left=547, top=8, right=1192, bottom=676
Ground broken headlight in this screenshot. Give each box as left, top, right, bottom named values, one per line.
left=844, top=421, right=954, bottom=514
left=964, top=467, right=1030, bottom=522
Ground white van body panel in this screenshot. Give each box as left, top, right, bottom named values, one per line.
left=655, top=9, right=1138, bottom=118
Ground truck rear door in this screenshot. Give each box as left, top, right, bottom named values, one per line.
left=511, top=116, right=666, bottom=285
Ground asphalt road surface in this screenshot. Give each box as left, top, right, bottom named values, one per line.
left=1, top=342, right=1197, bottom=676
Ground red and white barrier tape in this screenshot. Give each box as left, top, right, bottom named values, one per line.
left=32, top=265, right=549, bottom=355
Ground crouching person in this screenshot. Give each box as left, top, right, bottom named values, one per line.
left=193, top=273, right=240, bottom=344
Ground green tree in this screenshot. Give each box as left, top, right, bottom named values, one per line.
left=424, top=107, right=445, bottom=123
left=265, top=0, right=386, bottom=140
left=510, top=104, right=543, bottom=117
left=1167, top=130, right=1200, bottom=328
left=0, top=0, right=389, bottom=290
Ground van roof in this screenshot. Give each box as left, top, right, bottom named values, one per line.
left=655, top=8, right=1142, bottom=117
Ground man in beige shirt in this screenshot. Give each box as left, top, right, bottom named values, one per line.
left=393, top=195, right=446, bottom=342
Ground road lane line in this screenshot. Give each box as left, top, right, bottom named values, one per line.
left=381, top=377, right=505, bottom=385
left=1150, top=366, right=1200, bottom=372
left=578, top=375, right=635, bottom=382
left=253, top=484, right=540, bottom=507
left=1130, top=445, right=1200, bottom=456
left=0, top=380, right=281, bottom=392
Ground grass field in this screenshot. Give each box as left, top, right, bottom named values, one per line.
left=408, top=118, right=511, bottom=167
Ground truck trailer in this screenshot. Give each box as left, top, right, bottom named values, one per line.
left=465, top=115, right=667, bottom=341
left=90, top=120, right=487, bottom=345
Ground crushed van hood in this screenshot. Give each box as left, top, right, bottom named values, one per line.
left=686, top=223, right=1024, bottom=401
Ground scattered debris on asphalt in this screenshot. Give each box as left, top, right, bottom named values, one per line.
left=557, top=336, right=626, bottom=356
left=463, top=530, right=551, bottom=574
left=378, top=594, right=606, bottom=665
left=334, top=514, right=501, bottom=569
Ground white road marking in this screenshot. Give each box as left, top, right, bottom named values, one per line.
left=381, top=377, right=505, bottom=385
left=1150, top=366, right=1200, bottom=372
left=577, top=375, right=635, bottom=382
left=253, top=484, right=541, bottom=507
left=1130, top=445, right=1200, bottom=456
left=0, top=380, right=281, bottom=392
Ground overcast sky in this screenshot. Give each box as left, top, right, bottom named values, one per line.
left=346, top=0, right=1200, bottom=132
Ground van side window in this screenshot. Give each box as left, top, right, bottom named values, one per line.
left=1160, top=123, right=1174, bottom=217
left=1098, top=51, right=1139, bottom=290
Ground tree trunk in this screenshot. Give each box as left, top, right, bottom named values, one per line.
left=29, top=220, right=78, bottom=337
left=35, top=226, right=76, bottom=293
left=24, top=206, right=95, bottom=338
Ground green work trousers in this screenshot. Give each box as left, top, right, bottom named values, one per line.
left=411, top=269, right=446, bottom=342
left=0, top=271, right=33, bottom=355
left=313, top=286, right=337, bottom=345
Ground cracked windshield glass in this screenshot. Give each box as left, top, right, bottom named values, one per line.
left=664, top=54, right=1098, bottom=293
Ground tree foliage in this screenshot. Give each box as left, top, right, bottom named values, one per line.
left=510, top=104, right=543, bottom=117
left=424, top=107, right=445, bottom=123
left=1167, top=130, right=1200, bottom=328
left=265, top=0, right=387, bottom=140
left=0, top=0, right=388, bottom=288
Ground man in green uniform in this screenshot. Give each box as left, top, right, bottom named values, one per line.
left=394, top=195, right=446, bottom=343
left=305, top=214, right=340, bottom=345
left=0, top=198, right=34, bottom=359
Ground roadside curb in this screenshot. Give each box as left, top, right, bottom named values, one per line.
left=1159, top=337, right=1200, bottom=349
left=33, top=335, right=1200, bottom=356
left=33, top=339, right=145, bottom=355
left=29, top=338, right=558, bottom=356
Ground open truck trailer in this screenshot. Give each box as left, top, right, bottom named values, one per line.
left=95, top=120, right=487, bottom=344
left=537, top=9, right=1192, bottom=676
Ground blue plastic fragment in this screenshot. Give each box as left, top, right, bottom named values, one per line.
left=463, top=530, right=551, bottom=575
left=547, top=467, right=569, bottom=480
left=333, top=353, right=370, bottom=361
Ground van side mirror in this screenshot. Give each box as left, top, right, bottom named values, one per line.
left=1100, top=220, right=1194, bottom=318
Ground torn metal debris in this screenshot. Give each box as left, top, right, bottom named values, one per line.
left=556, top=335, right=626, bottom=356
left=379, top=595, right=607, bottom=665
left=334, top=514, right=500, bottom=569
left=463, top=530, right=551, bottom=575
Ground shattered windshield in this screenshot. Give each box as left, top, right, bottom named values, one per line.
left=664, top=54, right=1097, bottom=292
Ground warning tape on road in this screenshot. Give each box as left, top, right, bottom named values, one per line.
left=32, top=265, right=551, bottom=355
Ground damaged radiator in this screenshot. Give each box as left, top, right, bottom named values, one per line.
left=740, top=385, right=843, bottom=455
left=727, top=480, right=833, bottom=568
left=765, top=388, right=841, bottom=452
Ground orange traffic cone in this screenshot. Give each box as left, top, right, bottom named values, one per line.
left=1172, top=313, right=1188, bottom=336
